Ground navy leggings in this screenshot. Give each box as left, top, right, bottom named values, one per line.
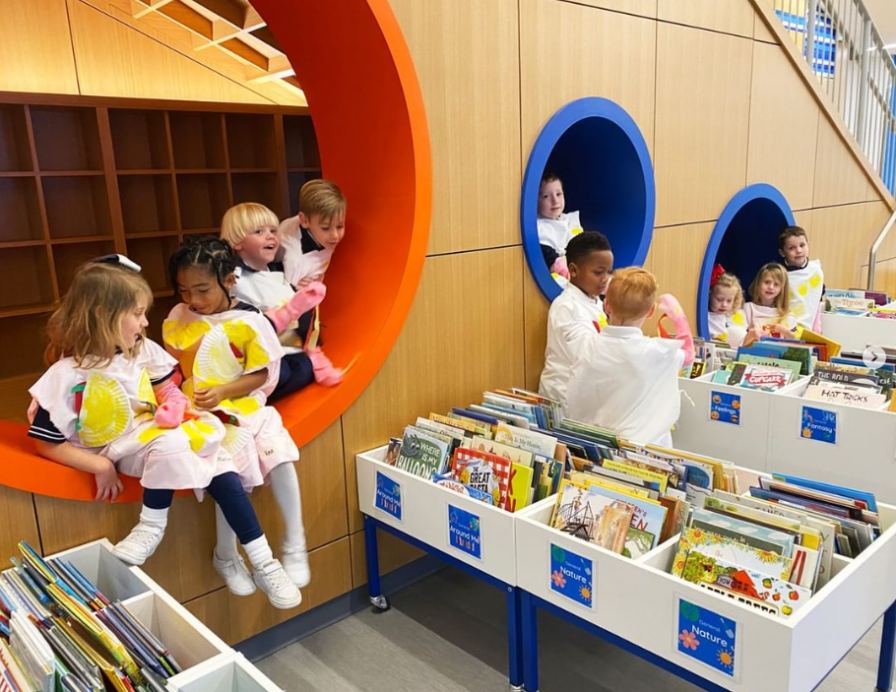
left=269, top=351, right=314, bottom=402
left=143, top=472, right=263, bottom=545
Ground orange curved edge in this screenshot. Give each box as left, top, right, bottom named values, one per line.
left=0, top=0, right=432, bottom=502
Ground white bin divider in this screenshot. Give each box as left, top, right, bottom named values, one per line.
left=821, top=311, right=896, bottom=354
left=767, top=379, right=896, bottom=505
left=356, top=446, right=517, bottom=586
left=169, top=653, right=284, bottom=692
left=41, top=538, right=151, bottom=602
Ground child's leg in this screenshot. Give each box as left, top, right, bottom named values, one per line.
left=268, top=463, right=310, bottom=587
left=212, top=505, right=255, bottom=596
left=112, top=488, right=174, bottom=566
left=268, top=352, right=315, bottom=402
left=205, top=472, right=301, bottom=610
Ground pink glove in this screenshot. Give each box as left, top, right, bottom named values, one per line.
left=812, top=303, right=823, bottom=334
left=266, top=282, right=326, bottom=334
left=550, top=256, right=569, bottom=280
left=657, top=293, right=695, bottom=367
left=308, top=348, right=343, bottom=387
left=154, top=378, right=189, bottom=428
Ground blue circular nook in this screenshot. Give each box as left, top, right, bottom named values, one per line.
left=697, top=183, right=795, bottom=339
left=521, top=97, right=656, bottom=301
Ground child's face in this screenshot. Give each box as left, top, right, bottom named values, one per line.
left=120, top=294, right=150, bottom=349
left=177, top=266, right=234, bottom=315
left=779, top=235, right=809, bottom=267
left=299, top=212, right=345, bottom=251
left=710, top=285, right=737, bottom=314
left=758, top=273, right=782, bottom=305
left=569, top=250, right=613, bottom=298
left=538, top=180, right=564, bottom=220
left=234, top=225, right=279, bottom=270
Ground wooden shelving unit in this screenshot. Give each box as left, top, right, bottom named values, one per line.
left=0, top=93, right=321, bottom=413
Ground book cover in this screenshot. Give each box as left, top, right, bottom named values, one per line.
left=804, top=382, right=887, bottom=409
left=584, top=484, right=666, bottom=548
left=736, top=354, right=802, bottom=381
left=728, top=364, right=793, bottom=391
left=506, top=462, right=534, bottom=512
left=550, top=481, right=634, bottom=553
left=601, top=459, right=669, bottom=492
left=672, top=527, right=793, bottom=581
left=691, top=507, right=796, bottom=556
left=470, top=437, right=534, bottom=468
left=395, top=426, right=451, bottom=479
left=622, top=528, right=655, bottom=559
left=432, top=473, right=494, bottom=505
left=453, top=448, right=512, bottom=508
left=493, top=423, right=558, bottom=458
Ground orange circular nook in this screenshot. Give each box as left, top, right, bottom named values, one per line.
left=0, top=0, right=432, bottom=502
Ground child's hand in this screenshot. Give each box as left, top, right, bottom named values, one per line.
left=194, top=386, right=225, bottom=410
left=95, top=459, right=123, bottom=502
left=770, top=325, right=795, bottom=339
left=154, top=399, right=186, bottom=428
left=288, top=281, right=326, bottom=316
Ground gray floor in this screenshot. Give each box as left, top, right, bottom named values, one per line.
left=258, top=567, right=884, bottom=692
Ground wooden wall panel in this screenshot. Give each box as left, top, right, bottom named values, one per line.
left=387, top=0, right=521, bottom=256
left=868, top=257, right=896, bottom=297
left=523, top=266, right=549, bottom=393
left=658, top=0, right=754, bottom=38
left=654, top=23, right=752, bottom=227
left=341, top=247, right=526, bottom=534
left=0, top=487, right=40, bottom=564
left=349, top=530, right=425, bottom=589
left=747, top=43, right=819, bottom=211
left=67, top=0, right=269, bottom=104
left=556, top=0, right=657, bottom=19
left=813, top=116, right=882, bottom=207
left=754, top=12, right=777, bottom=43
left=185, top=538, right=352, bottom=646
left=0, top=0, right=79, bottom=95
left=810, top=202, right=890, bottom=289
left=520, top=0, right=657, bottom=159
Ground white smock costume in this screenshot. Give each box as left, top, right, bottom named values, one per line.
left=537, top=211, right=581, bottom=261
left=707, top=309, right=748, bottom=348
left=279, top=216, right=334, bottom=288
left=786, top=259, right=824, bottom=330
left=231, top=264, right=303, bottom=355
left=539, top=282, right=607, bottom=412
left=565, top=326, right=685, bottom=447
left=743, top=302, right=797, bottom=335
left=28, top=339, right=232, bottom=490
left=163, top=303, right=299, bottom=489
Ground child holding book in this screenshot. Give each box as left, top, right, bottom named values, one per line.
left=27, top=258, right=301, bottom=609
left=565, top=266, right=693, bottom=447
left=743, top=262, right=797, bottom=340
left=221, top=202, right=342, bottom=398
left=778, top=225, right=824, bottom=331
left=539, top=231, right=613, bottom=413
left=707, top=265, right=748, bottom=348
left=537, top=172, right=583, bottom=282
left=164, top=236, right=311, bottom=594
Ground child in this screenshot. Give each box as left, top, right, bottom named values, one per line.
left=565, top=267, right=693, bottom=447
left=707, top=265, right=748, bottom=348
left=221, top=202, right=342, bottom=399
left=744, top=262, right=797, bottom=339
left=778, top=225, right=824, bottom=331
left=537, top=173, right=582, bottom=281
left=163, top=236, right=311, bottom=592
left=539, top=231, right=613, bottom=412
left=27, top=259, right=301, bottom=609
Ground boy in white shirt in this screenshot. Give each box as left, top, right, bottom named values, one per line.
left=537, top=173, right=583, bottom=282
left=538, top=232, right=613, bottom=411
left=778, top=225, right=824, bottom=331
left=565, top=267, right=693, bottom=447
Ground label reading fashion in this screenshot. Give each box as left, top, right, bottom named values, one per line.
left=374, top=471, right=402, bottom=521
left=676, top=598, right=737, bottom=678
left=801, top=406, right=837, bottom=445
left=447, top=505, right=482, bottom=559
left=710, top=391, right=741, bottom=426
left=549, top=543, right=593, bottom=608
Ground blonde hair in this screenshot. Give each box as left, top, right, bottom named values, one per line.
left=605, top=266, right=657, bottom=322
left=220, top=203, right=280, bottom=246
left=299, top=179, right=346, bottom=221
left=711, top=273, right=744, bottom=314
left=749, top=262, right=790, bottom=315
left=45, top=262, right=152, bottom=368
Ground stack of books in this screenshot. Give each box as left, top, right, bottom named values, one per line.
left=670, top=474, right=879, bottom=617
left=802, top=361, right=893, bottom=409
left=824, top=288, right=891, bottom=315
left=0, top=541, right=179, bottom=692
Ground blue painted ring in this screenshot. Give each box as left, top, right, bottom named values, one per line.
left=521, top=97, right=655, bottom=301
left=697, top=183, right=795, bottom=338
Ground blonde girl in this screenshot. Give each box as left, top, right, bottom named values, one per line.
left=28, top=258, right=300, bottom=610
left=744, top=262, right=796, bottom=339
left=707, top=267, right=748, bottom=348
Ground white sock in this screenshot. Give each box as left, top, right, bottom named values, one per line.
left=139, top=506, right=168, bottom=529
left=243, top=536, right=274, bottom=569
left=214, top=505, right=240, bottom=561
left=269, top=463, right=307, bottom=553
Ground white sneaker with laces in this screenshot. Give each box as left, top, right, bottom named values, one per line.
left=213, top=552, right=256, bottom=596
left=253, top=559, right=302, bottom=610
left=112, top=523, right=165, bottom=566
left=281, top=547, right=311, bottom=588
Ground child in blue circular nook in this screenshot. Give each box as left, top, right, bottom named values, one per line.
left=164, top=236, right=312, bottom=597
left=537, top=172, right=583, bottom=284
left=27, top=258, right=301, bottom=610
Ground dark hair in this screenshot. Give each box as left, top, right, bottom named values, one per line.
left=566, top=231, right=612, bottom=266
left=540, top=171, right=561, bottom=187
left=169, top=235, right=237, bottom=296
left=778, top=225, right=808, bottom=249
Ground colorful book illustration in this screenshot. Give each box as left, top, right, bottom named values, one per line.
left=672, top=527, right=793, bottom=582
left=622, top=528, right=655, bottom=559
left=506, top=462, right=534, bottom=512
left=394, top=426, right=452, bottom=479
left=550, top=481, right=634, bottom=554
left=452, top=447, right=512, bottom=508
left=432, top=473, right=493, bottom=505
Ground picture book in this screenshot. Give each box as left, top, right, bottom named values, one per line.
left=803, top=382, right=887, bottom=409
left=472, top=404, right=532, bottom=429
left=794, top=326, right=842, bottom=358
left=622, top=528, right=655, bottom=559
left=691, top=507, right=795, bottom=556
left=690, top=518, right=786, bottom=555
left=571, top=470, right=654, bottom=499
left=601, top=459, right=669, bottom=492
left=770, top=474, right=878, bottom=513
left=470, top=437, right=534, bottom=468
left=431, top=412, right=490, bottom=437
left=506, top=462, right=534, bottom=512
left=735, top=354, right=803, bottom=381
left=550, top=481, right=634, bottom=554
left=453, top=447, right=512, bottom=508
left=493, top=422, right=558, bottom=458
left=727, top=363, right=793, bottom=391
left=394, top=426, right=452, bottom=479
left=432, top=473, right=494, bottom=505
left=672, top=527, right=793, bottom=581
left=582, top=484, right=667, bottom=548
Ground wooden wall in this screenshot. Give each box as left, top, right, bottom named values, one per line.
left=1, top=0, right=894, bottom=647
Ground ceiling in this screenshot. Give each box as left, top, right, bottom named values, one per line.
left=865, top=0, right=896, bottom=52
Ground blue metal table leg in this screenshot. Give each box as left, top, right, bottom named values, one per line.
left=521, top=590, right=539, bottom=692
left=507, top=586, right=523, bottom=691
left=877, top=600, right=896, bottom=692
left=363, top=515, right=389, bottom=611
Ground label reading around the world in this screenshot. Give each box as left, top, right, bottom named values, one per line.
left=374, top=471, right=402, bottom=521
left=447, top=505, right=482, bottom=559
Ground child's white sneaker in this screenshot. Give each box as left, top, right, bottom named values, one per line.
left=253, top=559, right=302, bottom=610
left=213, top=552, right=256, bottom=596
left=112, top=523, right=165, bottom=566
left=281, top=547, right=311, bottom=588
